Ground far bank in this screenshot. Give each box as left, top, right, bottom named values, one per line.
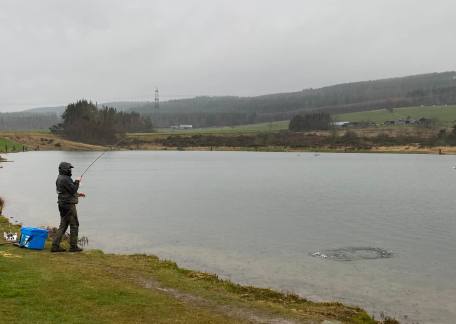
left=1, top=127, right=456, bottom=155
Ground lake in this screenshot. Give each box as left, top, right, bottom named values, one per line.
left=1, top=151, right=456, bottom=323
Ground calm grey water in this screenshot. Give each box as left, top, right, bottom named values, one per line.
left=1, top=151, right=456, bottom=323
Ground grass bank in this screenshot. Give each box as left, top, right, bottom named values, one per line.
left=0, top=131, right=106, bottom=151
left=0, top=215, right=396, bottom=324
left=4, top=127, right=453, bottom=155
left=0, top=137, right=25, bottom=153
left=124, top=127, right=454, bottom=155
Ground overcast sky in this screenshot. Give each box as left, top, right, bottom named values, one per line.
left=1, top=0, right=455, bottom=111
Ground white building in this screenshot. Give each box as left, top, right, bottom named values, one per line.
left=332, top=121, right=351, bottom=127
left=170, top=124, right=193, bottom=130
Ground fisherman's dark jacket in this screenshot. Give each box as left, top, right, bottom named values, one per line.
left=56, top=175, right=80, bottom=205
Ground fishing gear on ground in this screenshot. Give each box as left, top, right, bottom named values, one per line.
left=3, top=232, right=17, bottom=242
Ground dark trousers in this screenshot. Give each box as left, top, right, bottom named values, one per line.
left=52, top=204, right=79, bottom=248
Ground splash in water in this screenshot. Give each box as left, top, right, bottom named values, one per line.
left=310, top=247, right=393, bottom=261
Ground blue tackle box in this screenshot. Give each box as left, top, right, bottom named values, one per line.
left=19, top=227, right=48, bottom=250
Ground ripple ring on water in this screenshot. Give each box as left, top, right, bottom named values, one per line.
left=310, top=247, right=394, bottom=261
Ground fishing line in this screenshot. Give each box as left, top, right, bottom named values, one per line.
left=79, top=138, right=125, bottom=178
left=80, top=151, right=109, bottom=178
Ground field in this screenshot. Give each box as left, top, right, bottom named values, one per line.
left=335, top=105, right=456, bottom=126
left=154, top=120, right=290, bottom=135
left=152, top=105, right=456, bottom=137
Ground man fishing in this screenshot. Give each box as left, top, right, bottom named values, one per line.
left=51, top=162, right=86, bottom=252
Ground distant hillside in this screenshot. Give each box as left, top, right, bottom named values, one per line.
left=7, top=71, right=456, bottom=130
left=0, top=111, right=60, bottom=131
left=131, top=71, right=456, bottom=127
left=24, top=105, right=65, bottom=114
left=23, top=103, right=137, bottom=115
left=5, top=103, right=140, bottom=131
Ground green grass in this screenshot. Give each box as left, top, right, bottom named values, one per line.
left=0, top=216, right=379, bottom=323
left=154, top=105, right=456, bottom=136
left=0, top=138, right=25, bottom=153
left=152, top=120, right=290, bottom=135
left=335, top=105, right=456, bottom=126
left=150, top=105, right=456, bottom=137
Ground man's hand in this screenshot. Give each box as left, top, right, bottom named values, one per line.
left=78, top=192, right=86, bottom=198
left=75, top=176, right=82, bottom=182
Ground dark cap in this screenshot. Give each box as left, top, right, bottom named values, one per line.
left=59, top=162, right=74, bottom=170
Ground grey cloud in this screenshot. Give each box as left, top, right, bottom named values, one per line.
left=1, top=0, right=455, bottom=111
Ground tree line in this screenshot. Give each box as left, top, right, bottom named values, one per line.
left=50, top=100, right=153, bottom=144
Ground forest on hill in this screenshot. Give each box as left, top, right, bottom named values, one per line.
left=134, top=71, right=456, bottom=127
left=2, top=71, right=456, bottom=130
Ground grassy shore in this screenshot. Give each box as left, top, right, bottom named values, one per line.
left=124, top=129, right=455, bottom=155
left=0, top=215, right=397, bottom=324
left=0, top=137, right=25, bottom=153
left=0, top=131, right=106, bottom=151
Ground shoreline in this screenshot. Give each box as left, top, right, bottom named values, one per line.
left=0, top=215, right=392, bottom=323
left=121, top=144, right=453, bottom=155
left=5, top=144, right=453, bottom=155
left=1, top=131, right=454, bottom=155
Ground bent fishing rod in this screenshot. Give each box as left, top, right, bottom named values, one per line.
left=79, top=138, right=125, bottom=178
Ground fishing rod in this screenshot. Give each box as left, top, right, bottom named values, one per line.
left=79, top=137, right=126, bottom=178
